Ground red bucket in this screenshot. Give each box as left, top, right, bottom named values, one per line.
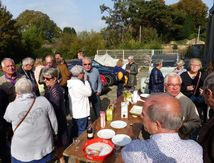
left=82, top=138, right=114, bottom=161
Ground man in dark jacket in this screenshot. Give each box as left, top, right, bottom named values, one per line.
left=148, top=59, right=164, bottom=93
left=125, top=56, right=138, bottom=91
left=198, top=72, right=214, bottom=163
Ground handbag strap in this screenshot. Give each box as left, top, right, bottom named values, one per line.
left=13, top=98, right=36, bottom=133
left=193, top=72, right=201, bottom=95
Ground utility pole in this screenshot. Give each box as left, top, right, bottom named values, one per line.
left=139, top=25, right=142, bottom=42
left=196, top=26, right=201, bottom=44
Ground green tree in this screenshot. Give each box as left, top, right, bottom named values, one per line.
left=16, top=10, right=61, bottom=42
left=0, top=2, right=23, bottom=61
left=175, top=0, right=208, bottom=40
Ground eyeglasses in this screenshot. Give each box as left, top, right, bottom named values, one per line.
left=43, top=77, right=53, bottom=81
left=83, top=63, right=91, bottom=66
left=167, top=83, right=181, bottom=87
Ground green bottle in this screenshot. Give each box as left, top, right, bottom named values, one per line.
left=106, top=105, right=113, bottom=121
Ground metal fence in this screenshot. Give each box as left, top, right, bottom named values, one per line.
left=96, top=49, right=179, bottom=67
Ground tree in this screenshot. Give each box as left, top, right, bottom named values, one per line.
left=0, top=2, right=23, bottom=61
left=174, top=0, right=208, bottom=40
left=15, top=10, right=61, bottom=42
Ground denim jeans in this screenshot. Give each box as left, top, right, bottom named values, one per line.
left=72, top=117, right=88, bottom=137
left=89, top=93, right=101, bottom=118
left=11, top=151, right=53, bottom=163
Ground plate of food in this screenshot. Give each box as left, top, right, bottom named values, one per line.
left=110, top=120, right=127, bottom=129
left=82, top=138, right=114, bottom=160
left=140, top=93, right=150, bottom=98
left=130, top=105, right=143, bottom=116
left=97, top=129, right=116, bottom=139
left=112, top=134, right=131, bottom=146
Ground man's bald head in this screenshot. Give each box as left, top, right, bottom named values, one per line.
left=144, top=93, right=183, bottom=131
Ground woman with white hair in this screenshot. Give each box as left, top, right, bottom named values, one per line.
left=18, top=57, right=40, bottom=96
left=4, top=78, right=58, bottom=163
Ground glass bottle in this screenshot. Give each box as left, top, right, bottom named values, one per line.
left=87, top=116, right=94, bottom=139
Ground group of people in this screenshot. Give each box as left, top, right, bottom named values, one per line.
left=0, top=52, right=103, bottom=163
left=1, top=54, right=214, bottom=163
left=122, top=57, right=214, bottom=163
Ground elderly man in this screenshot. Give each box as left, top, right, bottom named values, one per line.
left=0, top=58, right=24, bottom=102
left=164, top=72, right=201, bottom=139
left=125, top=56, right=138, bottom=90
left=148, top=59, right=164, bottom=93
left=82, top=57, right=102, bottom=119
left=198, top=72, right=214, bottom=163
left=122, top=93, right=203, bottom=163
left=18, top=57, right=40, bottom=96
left=67, top=65, right=92, bottom=136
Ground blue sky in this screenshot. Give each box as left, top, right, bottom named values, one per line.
left=1, top=0, right=213, bottom=32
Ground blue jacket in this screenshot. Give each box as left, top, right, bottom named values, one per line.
left=148, top=67, right=164, bottom=93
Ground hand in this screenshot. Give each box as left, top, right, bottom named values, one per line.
left=96, top=92, right=101, bottom=96
left=84, top=74, right=88, bottom=81
left=199, top=88, right=203, bottom=95
left=187, top=85, right=194, bottom=91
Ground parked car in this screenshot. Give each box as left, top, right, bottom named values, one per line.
left=67, top=59, right=116, bottom=86
left=141, top=54, right=179, bottom=93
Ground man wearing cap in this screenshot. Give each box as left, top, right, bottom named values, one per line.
left=67, top=65, right=92, bottom=136
left=125, top=56, right=138, bottom=90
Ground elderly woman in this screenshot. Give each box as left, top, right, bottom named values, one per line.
left=43, top=68, right=68, bottom=163
left=173, top=59, right=186, bottom=75
left=67, top=65, right=92, bottom=137
left=18, top=57, right=40, bottom=96
left=4, top=78, right=58, bottom=163
left=180, top=58, right=207, bottom=123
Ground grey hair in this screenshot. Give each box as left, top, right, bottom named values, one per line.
left=82, top=57, right=91, bottom=64
left=164, top=72, right=182, bottom=84
left=42, top=68, right=59, bottom=79
left=189, top=58, right=202, bottom=68
left=22, top=57, right=34, bottom=66
left=147, top=93, right=183, bottom=130
left=203, top=72, right=214, bottom=92
left=15, top=78, right=33, bottom=94
left=1, top=58, right=15, bottom=67
left=70, top=65, right=84, bottom=77
left=154, top=59, right=163, bottom=67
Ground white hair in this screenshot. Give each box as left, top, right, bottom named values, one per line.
left=15, top=78, right=33, bottom=95
left=1, top=58, right=15, bottom=68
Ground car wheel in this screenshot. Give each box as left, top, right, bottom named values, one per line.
left=104, top=74, right=114, bottom=86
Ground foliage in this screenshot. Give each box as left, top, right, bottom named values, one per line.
left=0, top=2, right=23, bottom=61
left=15, top=10, right=61, bottom=42
left=100, top=0, right=208, bottom=47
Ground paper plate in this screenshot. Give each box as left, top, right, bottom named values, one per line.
left=110, top=120, right=127, bottom=129
left=82, top=138, right=114, bottom=161
left=112, top=134, right=131, bottom=146
left=140, top=93, right=150, bottom=98
left=97, top=129, right=116, bottom=139
left=130, top=105, right=143, bottom=116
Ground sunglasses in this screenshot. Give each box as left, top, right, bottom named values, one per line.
left=83, top=63, right=91, bottom=66
left=43, top=77, right=53, bottom=81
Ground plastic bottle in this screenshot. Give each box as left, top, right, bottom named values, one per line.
left=87, top=117, right=94, bottom=139
left=106, top=105, right=113, bottom=121
left=100, top=111, right=106, bottom=128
